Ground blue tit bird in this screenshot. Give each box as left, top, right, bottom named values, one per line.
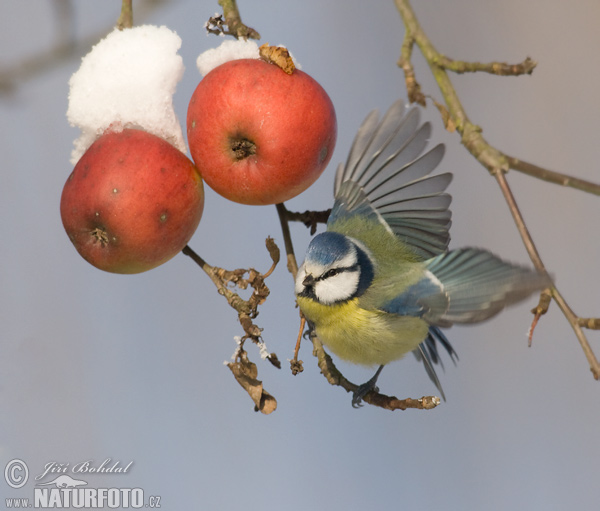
left=294, top=100, right=551, bottom=406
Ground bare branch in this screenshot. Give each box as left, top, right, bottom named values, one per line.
left=284, top=208, right=331, bottom=235
left=394, top=0, right=600, bottom=380
left=507, top=157, right=600, bottom=196
left=116, top=0, right=133, bottom=30
left=437, top=55, right=537, bottom=76
left=215, top=0, right=260, bottom=40
left=182, top=241, right=281, bottom=408
left=312, top=336, right=440, bottom=411
left=275, top=203, right=299, bottom=279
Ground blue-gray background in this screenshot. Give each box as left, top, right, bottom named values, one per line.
left=2, top=1, right=599, bottom=509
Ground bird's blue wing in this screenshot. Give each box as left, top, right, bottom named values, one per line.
left=329, top=100, right=452, bottom=260
left=384, top=247, right=549, bottom=397
left=381, top=247, right=551, bottom=327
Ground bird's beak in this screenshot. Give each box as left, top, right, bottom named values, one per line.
left=303, top=274, right=315, bottom=287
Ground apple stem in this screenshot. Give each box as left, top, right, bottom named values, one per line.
left=116, top=0, right=133, bottom=30
left=217, top=0, right=260, bottom=40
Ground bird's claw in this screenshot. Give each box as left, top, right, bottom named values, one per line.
left=351, top=365, right=384, bottom=408
left=351, top=381, right=379, bottom=408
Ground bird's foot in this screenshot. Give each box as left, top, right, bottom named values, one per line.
left=351, top=365, right=384, bottom=408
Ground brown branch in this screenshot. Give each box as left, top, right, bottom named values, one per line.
left=182, top=242, right=281, bottom=411
left=494, top=171, right=599, bottom=377
left=290, top=314, right=305, bottom=376
left=312, top=336, right=439, bottom=411
left=395, top=0, right=600, bottom=197
left=492, top=170, right=545, bottom=272
left=285, top=208, right=331, bottom=235
left=216, top=0, right=260, bottom=40
left=579, top=318, right=600, bottom=330
left=116, top=0, right=133, bottom=30
left=436, top=55, right=537, bottom=76
left=529, top=290, right=552, bottom=345
left=507, top=157, right=600, bottom=196
left=275, top=203, right=299, bottom=278
left=395, top=0, right=600, bottom=380
left=398, top=36, right=426, bottom=106
left=182, top=242, right=278, bottom=347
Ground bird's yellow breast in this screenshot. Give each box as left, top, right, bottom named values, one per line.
left=296, top=295, right=429, bottom=366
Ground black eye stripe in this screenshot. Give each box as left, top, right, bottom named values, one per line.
left=316, top=264, right=359, bottom=282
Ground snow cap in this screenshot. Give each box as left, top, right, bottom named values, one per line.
left=67, top=25, right=186, bottom=164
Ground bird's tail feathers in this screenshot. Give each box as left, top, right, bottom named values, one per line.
left=422, top=248, right=551, bottom=326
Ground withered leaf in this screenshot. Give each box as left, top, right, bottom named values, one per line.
left=227, top=351, right=277, bottom=414
left=259, top=43, right=295, bottom=75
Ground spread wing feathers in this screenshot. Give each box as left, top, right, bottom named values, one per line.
left=412, top=326, right=458, bottom=401
left=383, top=248, right=550, bottom=327
left=330, top=99, right=452, bottom=259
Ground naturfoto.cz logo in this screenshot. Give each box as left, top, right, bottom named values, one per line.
left=3, top=458, right=162, bottom=509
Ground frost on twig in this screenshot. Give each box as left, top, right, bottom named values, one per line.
left=226, top=344, right=277, bottom=414
left=182, top=238, right=280, bottom=362
left=183, top=238, right=281, bottom=411
left=204, top=0, right=260, bottom=40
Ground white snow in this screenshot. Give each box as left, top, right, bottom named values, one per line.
left=196, top=39, right=301, bottom=77
left=67, top=25, right=186, bottom=165
left=196, top=39, right=260, bottom=77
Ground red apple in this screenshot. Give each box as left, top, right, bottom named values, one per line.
left=60, top=129, right=204, bottom=274
left=187, top=58, right=337, bottom=205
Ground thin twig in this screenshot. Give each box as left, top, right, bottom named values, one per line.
left=495, top=171, right=600, bottom=377
left=551, top=288, right=600, bottom=379
left=182, top=243, right=281, bottom=410
left=217, top=0, right=260, bottom=39
left=116, top=0, right=133, bottom=30
left=507, top=156, right=600, bottom=196
left=290, top=314, right=305, bottom=375
left=436, top=55, right=537, bottom=76
left=284, top=208, right=331, bottom=235
left=275, top=203, right=299, bottom=278
left=312, top=336, right=439, bottom=410
left=396, top=0, right=600, bottom=197
left=395, top=0, right=600, bottom=380
left=492, top=170, right=545, bottom=272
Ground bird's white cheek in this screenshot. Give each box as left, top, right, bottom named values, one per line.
left=295, top=264, right=307, bottom=295
left=315, top=272, right=360, bottom=305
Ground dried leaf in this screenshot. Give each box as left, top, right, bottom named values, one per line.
left=227, top=351, right=277, bottom=414
left=265, top=236, right=280, bottom=268
left=259, top=43, right=295, bottom=75
left=267, top=352, right=281, bottom=369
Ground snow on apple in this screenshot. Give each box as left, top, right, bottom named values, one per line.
left=196, top=39, right=301, bottom=77
left=63, top=25, right=204, bottom=274
left=67, top=25, right=186, bottom=165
